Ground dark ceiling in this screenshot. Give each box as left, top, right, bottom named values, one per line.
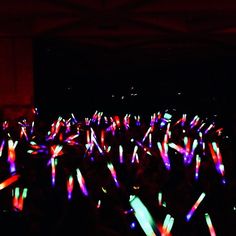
left=1, top=0, right=235, bottom=117
left=1, top=0, right=236, bottom=59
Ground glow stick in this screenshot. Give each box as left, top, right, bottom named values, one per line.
left=184, top=137, right=191, bottom=160
left=71, top=113, right=77, bottom=123
left=10, top=162, right=16, bottom=174
left=165, top=217, right=174, bottom=235
left=160, top=112, right=171, bottom=128
left=162, top=214, right=171, bottom=234
left=30, top=121, right=35, bottom=135
left=92, top=110, right=98, bottom=122
left=101, top=187, right=107, bottom=193
left=0, top=140, right=5, bottom=157
left=163, top=134, right=168, bottom=145
left=91, top=134, right=103, bottom=154
left=97, top=112, right=103, bottom=125
left=202, top=142, right=206, bottom=156
left=199, top=132, right=203, bottom=144
left=2, top=120, right=8, bottom=130
left=181, top=137, right=191, bottom=164
left=212, top=142, right=218, bottom=153
left=106, top=122, right=116, bottom=135
left=135, top=153, right=139, bottom=163
left=100, top=130, right=105, bottom=148
left=149, top=133, right=152, bottom=148
left=158, top=192, right=162, bottom=206
left=150, top=114, right=156, bottom=127
left=86, top=130, right=90, bottom=144
left=18, top=188, right=28, bottom=211
left=129, top=195, right=159, bottom=236
left=131, top=145, right=138, bottom=163
left=157, top=112, right=162, bottom=121
left=186, top=192, right=206, bottom=222
left=190, top=115, right=200, bottom=128
left=97, top=200, right=101, bottom=208
left=123, top=114, right=130, bottom=129
left=22, top=188, right=28, bottom=198
left=168, top=143, right=187, bottom=155
left=186, top=139, right=198, bottom=165
left=119, top=145, right=124, bottom=163
left=114, top=115, right=121, bottom=127
left=8, top=139, right=18, bottom=162
left=216, top=147, right=223, bottom=166
left=174, top=117, right=182, bottom=126
left=51, top=158, right=56, bottom=186
left=47, top=116, right=62, bottom=140
left=76, top=168, right=88, bottom=196
left=106, top=145, right=111, bottom=153
left=195, top=154, right=201, bottom=180
left=191, top=139, right=198, bottom=156
left=85, top=117, right=90, bottom=126
left=157, top=142, right=170, bottom=170
left=161, top=213, right=174, bottom=236
left=157, top=142, right=164, bottom=163
left=135, top=115, right=141, bottom=126
left=65, top=134, right=79, bottom=144
left=17, top=197, right=22, bottom=210
left=204, top=123, right=214, bottom=134
left=205, top=213, right=216, bottom=236
left=197, top=122, right=205, bottom=132
left=199, top=132, right=206, bottom=155
left=104, top=116, right=108, bottom=124
left=13, top=187, right=20, bottom=210
left=0, top=174, right=20, bottom=190
left=90, top=128, right=103, bottom=154
left=64, top=118, right=71, bottom=133
left=107, top=162, right=119, bottom=187
left=165, top=123, right=171, bottom=140
left=142, top=127, right=152, bottom=143
left=209, top=142, right=225, bottom=182
left=8, top=139, right=18, bottom=173
left=208, top=142, right=220, bottom=168
left=163, top=142, right=170, bottom=169
left=20, top=127, right=28, bottom=141
left=51, top=145, right=63, bottom=158
left=67, top=175, right=74, bottom=200
left=181, top=114, right=186, bottom=126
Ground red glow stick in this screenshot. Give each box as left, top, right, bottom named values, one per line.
left=0, top=174, right=20, bottom=190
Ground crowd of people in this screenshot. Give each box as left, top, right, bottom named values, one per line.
left=0, top=109, right=235, bottom=235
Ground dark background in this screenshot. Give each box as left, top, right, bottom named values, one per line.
left=33, top=39, right=235, bottom=128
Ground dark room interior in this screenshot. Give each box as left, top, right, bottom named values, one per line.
left=0, top=1, right=235, bottom=235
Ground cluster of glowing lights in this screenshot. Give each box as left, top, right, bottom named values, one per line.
left=0, top=109, right=230, bottom=235
left=12, top=187, right=28, bottom=211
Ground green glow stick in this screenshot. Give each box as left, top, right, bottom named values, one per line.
left=129, top=195, right=159, bottom=236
